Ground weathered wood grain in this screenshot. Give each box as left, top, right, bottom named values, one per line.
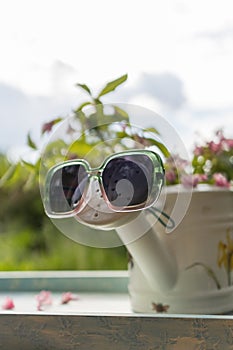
left=1, top=314, right=233, bottom=350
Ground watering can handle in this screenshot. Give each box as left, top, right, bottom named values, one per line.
left=146, top=206, right=175, bottom=230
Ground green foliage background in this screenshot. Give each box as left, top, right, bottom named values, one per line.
left=0, top=76, right=133, bottom=271
left=0, top=152, right=128, bottom=270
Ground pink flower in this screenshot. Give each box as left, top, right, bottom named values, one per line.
left=35, top=290, right=53, bottom=311
left=2, top=297, right=15, bottom=310
left=196, top=174, right=208, bottom=183
left=214, top=130, right=233, bottom=150
left=225, top=138, right=233, bottom=149
left=41, top=117, right=63, bottom=134
left=194, top=146, right=204, bottom=156
left=213, top=173, right=231, bottom=188
left=41, top=121, right=54, bottom=134
left=61, top=292, right=79, bottom=304
left=208, top=141, right=222, bottom=154
left=165, top=170, right=177, bottom=184
left=181, top=174, right=199, bottom=188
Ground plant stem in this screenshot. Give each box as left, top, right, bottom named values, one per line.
left=227, top=252, right=233, bottom=286
left=186, top=262, right=221, bottom=290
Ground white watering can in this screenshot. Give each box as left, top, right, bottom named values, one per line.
left=74, top=179, right=233, bottom=314
left=40, top=104, right=233, bottom=314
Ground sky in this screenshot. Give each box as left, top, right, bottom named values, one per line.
left=1, top=0, right=233, bottom=160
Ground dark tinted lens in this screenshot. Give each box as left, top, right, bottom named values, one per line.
left=102, top=155, right=153, bottom=208
left=49, top=164, right=88, bottom=213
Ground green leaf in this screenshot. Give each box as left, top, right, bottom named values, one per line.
left=93, top=98, right=102, bottom=105
left=113, top=106, right=129, bottom=121
left=0, top=163, right=18, bottom=187
left=147, top=138, right=170, bottom=158
left=74, top=110, right=88, bottom=133
left=21, top=160, right=36, bottom=172
left=97, top=74, right=128, bottom=98
left=27, top=133, right=37, bottom=150
left=116, top=131, right=128, bottom=139
left=0, top=153, right=11, bottom=177
left=75, top=101, right=92, bottom=113
left=76, top=83, right=92, bottom=96
left=23, top=172, right=37, bottom=190
left=53, top=117, right=63, bottom=126
left=67, top=140, right=94, bottom=159
left=144, top=127, right=160, bottom=135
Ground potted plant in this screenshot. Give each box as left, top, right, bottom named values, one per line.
left=165, top=129, right=233, bottom=188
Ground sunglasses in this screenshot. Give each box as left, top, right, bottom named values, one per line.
left=44, top=150, right=165, bottom=218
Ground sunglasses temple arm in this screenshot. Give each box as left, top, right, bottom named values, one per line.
left=116, top=212, right=178, bottom=293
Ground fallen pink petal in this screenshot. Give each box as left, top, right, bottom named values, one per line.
left=61, top=292, right=79, bottom=304
left=35, top=290, right=53, bottom=311
left=2, top=297, right=15, bottom=310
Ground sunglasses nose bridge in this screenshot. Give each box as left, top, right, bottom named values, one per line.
left=86, top=169, right=102, bottom=181
left=84, top=171, right=108, bottom=209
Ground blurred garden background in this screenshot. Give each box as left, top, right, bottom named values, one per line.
left=0, top=77, right=137, bottom=270
left=0, top=150, right=128, bottom=271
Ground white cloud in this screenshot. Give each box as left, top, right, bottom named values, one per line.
left=0, top=0, right=233, bottom=156
left=0, top=82, right=81, bottom=153
left=136, top=73, right=186, bottom=109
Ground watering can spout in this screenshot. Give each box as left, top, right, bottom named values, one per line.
left=116, top=212, right=178, bottom=293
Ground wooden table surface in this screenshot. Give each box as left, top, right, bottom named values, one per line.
left=1, top=271, right=233, bottom=350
